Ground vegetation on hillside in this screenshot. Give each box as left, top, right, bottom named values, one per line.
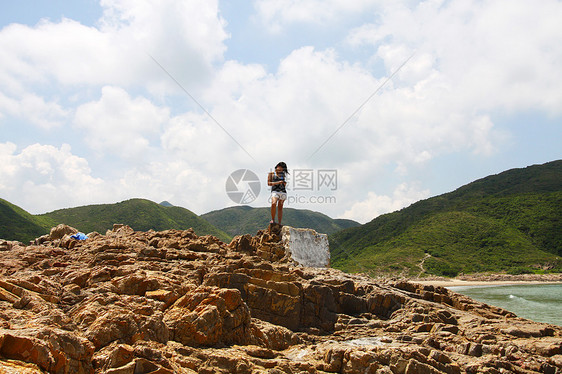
left=1, top=198, right=356, bottom=244
left=330, top=160, right=562, bottom=277
left=201, top=206, right=359, bottom=237
left=0, top=198, right=55, bottom=242
left=39, top=199, right=231, bottom=242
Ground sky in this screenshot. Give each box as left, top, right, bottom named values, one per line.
left=1, top=0, right=561, bottom=224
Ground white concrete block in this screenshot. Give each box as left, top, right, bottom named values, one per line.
left=281, top=226, right=330, bottom=268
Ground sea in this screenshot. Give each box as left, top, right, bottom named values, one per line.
left=448, top=283, right=562, bottom=326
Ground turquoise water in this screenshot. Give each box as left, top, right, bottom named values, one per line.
left=448, top=283, right=562, bottom=326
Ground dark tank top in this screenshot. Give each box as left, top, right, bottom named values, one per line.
left=271, top=172, right=287, bottom=193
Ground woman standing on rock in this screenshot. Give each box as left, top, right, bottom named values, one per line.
left=268, top=162, right=288, bottom=224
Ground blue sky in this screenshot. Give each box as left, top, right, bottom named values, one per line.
left=1, top=0, right=561, bottom=223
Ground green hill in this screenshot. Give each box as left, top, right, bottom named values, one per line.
left=330, top=160, right=562, bottom=277
left=39, top=199, right=231, bottom=242
left=201, top=206, right=360, bottom=237
left=0, top=198, right=56, bottom=242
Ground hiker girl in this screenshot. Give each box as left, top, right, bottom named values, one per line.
left=268, top=162, right=288, bottom=224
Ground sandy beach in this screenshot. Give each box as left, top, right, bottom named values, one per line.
left=413, top=279, right=562, bottom=288
left=406, top=273, right=562, bottom=288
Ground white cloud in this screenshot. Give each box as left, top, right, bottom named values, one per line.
left=342, top=183, right=430, bottom=224
left=254, top=0, right=377, bottom=32
left=161, top=113, right=236, bottom=166
left=0, top=0, right=228, bottom=92
left=348, top=0, right=562, bottom=114
left=204, top=43, right=504, bottom=174
left=0, top=92, right=68, bottom=129
left=117, top=159, right=225, bottom=215
left=74, top=86, right=170, bottom=160
left=205, top=47, right=383, bottom=165
left=0, top=140, right=233, bottom=216
left=0, top=142, right=109, bottom=213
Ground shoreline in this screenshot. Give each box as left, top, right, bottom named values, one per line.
left=412, top=279, right=562, bottom=288
left=404, top=273, right=562, bottom=288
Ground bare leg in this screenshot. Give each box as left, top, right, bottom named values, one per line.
left=271, top=197, right=278, bottom=222
left=277, top=200, right=284, bottom=224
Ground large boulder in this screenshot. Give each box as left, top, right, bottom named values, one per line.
left=49, top=224, right=78, bottom=240
left=163, top=286, right=251, bottom=347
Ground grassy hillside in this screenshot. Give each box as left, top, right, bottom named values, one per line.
left=201, top=206, right=359, bottom=237
left=330, top=160, right=562, bottom=277
left=0, top=198, right=56, bottom=242
left=40, top=199, right=231, bottom=242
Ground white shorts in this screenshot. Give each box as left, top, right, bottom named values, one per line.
left=271, top=191, right=287, bottom=201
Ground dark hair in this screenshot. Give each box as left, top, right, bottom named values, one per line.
left=275, top=162, right=289, bottom=174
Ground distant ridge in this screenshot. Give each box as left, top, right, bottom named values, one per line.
left=38, top=199, right=231, bottom=242
left=201, top=206, right=360, bottom=237
left=0, top=198, right=56, bottom=242
left=330, top=160, right=562, bottom=277
left=2, top=198, right=357, bottom=244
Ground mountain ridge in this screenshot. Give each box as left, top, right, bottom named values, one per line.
left=0, top=198, right=57, bottom=242
left=201, top=205, right=359, bottom=237
left=38, top=198, right=231, bottom=242
left=1, top=198, right=356, bottom=244
left=329, top=160, right=562, bottom=277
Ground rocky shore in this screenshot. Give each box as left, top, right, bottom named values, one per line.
left=0, top=224, right=560, bottom=373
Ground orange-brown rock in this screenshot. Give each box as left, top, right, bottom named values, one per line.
left=0, top=224, right=560, bottom=373
left=164, top=286, right=251, bottom=347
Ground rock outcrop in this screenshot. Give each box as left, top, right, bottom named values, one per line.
left=0, top=224, right=560, bottom=373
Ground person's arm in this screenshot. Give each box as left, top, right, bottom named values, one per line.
left=267, top=172, right=285, bottom=186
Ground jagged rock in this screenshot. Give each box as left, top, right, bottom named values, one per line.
left=501, top=324, right=555, bottom=338
left=0, top=359, right=44, bottom=373
left=0, top=327, right=94, bottom=373
left=49, top=224, right=78, bottom=240
left=248, top=319, right=299, bottom=350
left=0, top=225, right=559, bottom=373
left=163, top=286, right=251, bottom=347
left=0, top=239, right=24, bottom=251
